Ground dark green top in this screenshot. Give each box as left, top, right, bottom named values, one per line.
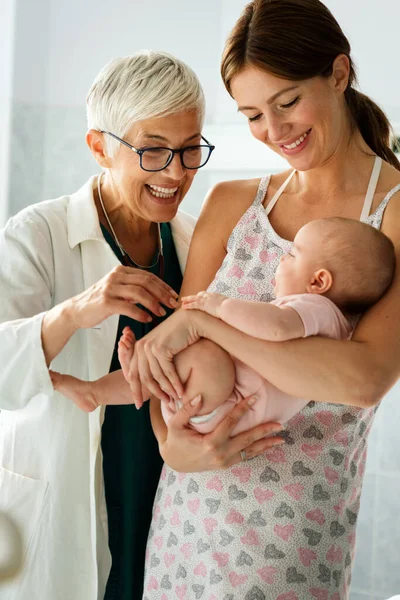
left=101, top=223, right=183, bottom=600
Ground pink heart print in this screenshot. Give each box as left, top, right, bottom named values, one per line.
left=180, top=542, right=192, bottom=559
left=229, top=572, right=249, bottom=588
left=297, top=547, right=317, bottom=567
left=238, top=280, right=256, bottom=296
left=227, top=265, right=244, bottom=279
left=324, top=467, right=339, bottom=485
left=254, top=487, right=275, bottom=504
left=206, top=475, right=223, bottom=492
left=274, top=524, right=295, bottom=542
left=163, top=552, right=175, bottom=568
left=309, top=589, right=329, bottom=600
left=326, top=544, right=343, bottom=564
left=350, top=487, right=359, bottom=504
left=333, top=499, right=345, bottom=515
left=348, top=531, right=356, bottom=549
left=164, top=494, right=172, bottom=508
left=154, top=536, right=163, bottom=550
left=240, top=528, right=260, bottom=546
left=284, top=483, right=304, bottom=500
left=260, top=250, right=278, bottom=263
left=188, top=498, right=200, bottom=514
left=203, top=517, right=218, bottom=535
left=276, top=592, right=299, bottom=600
left=305, top=509, right=325, bottom=526
left=265, top=446, right=286, bottom=463
left=257, top=565, right=278, bottom=584
left=244, top=235, right=260, bottom=249
left=194, top=562, right=207, bottom=577
left=334, top=430, right=349, bottom=446
left=212, top=552, right=229, bottom=567
left=225, top=509, right=244, bottom=525
left=301, top=443, right=323, bottom=460
left=170, top=511, right=181, bottom=527
left=231, top=466, right=252, bottom=483
left=147, top=576, right=158, bottom=591
left=316, top=411, right=334, bottom=426
left=175, top=583, right=187, bottom=600
left=178, top=472, right=187, bottom=483
left=290, top=413, right=305, bottom=426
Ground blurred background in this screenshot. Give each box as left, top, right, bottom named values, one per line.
left=1, top=1, right=400, bottom=598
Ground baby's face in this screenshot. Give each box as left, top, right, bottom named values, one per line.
left=274, top=222, right=324, bottom=297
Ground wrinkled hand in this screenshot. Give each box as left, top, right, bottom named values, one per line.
left=68, top=265, right=178, bottom=330
left=181, top=291, right=228, bottom=318
left=125, top=308, right=202, bottom=408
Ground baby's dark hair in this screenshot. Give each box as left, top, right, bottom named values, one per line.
left=316, top=218, right=396, bottom=314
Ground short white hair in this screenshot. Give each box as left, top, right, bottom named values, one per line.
left=86, top=50, right=205, bottom=156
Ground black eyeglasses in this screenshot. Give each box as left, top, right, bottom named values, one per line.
left=100, top=131, right=215, bottom=172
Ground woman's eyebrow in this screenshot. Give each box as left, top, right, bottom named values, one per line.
left=139, top=133, right=201, bottom=144
left=238, top=85, right=299, bottom=112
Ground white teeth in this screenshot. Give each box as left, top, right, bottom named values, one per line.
left=283, top=130, right=309, bottom=149
left=147, top=184, right=178, bottom=199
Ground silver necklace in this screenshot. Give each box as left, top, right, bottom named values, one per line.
left=97, top=173, right=163, bottom=270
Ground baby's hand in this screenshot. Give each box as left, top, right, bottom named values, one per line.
left=181, top=291, right=227, bottom=318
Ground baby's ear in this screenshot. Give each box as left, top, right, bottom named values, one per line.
left=307, top=268, right=333, bottom=295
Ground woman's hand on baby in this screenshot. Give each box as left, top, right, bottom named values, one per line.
left=181, top=291, right=227, bottom=318
left=66, top=265, right=178, bottom=330
left=157, top=394, right=285, bottom=472
left=124, top=309, right=202, bottom=407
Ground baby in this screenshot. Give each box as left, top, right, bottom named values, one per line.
left=117, top=217, right=395, bottom=433
left=53, top=217, right=395, bottom=432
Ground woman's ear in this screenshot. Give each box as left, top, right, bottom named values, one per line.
left=330, top=54, right=350, bottom=95
left=86, top=130, right=112, bottom=168
left=307, top=268, right=333, bottom=295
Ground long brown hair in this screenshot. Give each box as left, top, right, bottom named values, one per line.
left=221, top=0, right=400, bottom=170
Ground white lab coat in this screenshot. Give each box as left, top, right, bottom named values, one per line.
left=0, top=176, right=196, bottom=600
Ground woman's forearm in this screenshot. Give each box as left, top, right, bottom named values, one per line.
left=150, top=398, right=168, bottom=445
left=41, top=300, right=79, bottom=366
left=194, top=311, right=386, bottom=408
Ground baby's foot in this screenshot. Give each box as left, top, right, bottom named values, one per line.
left=50, top=371, right=99, bottom=412
left=118, top=326, right=135, bottom=380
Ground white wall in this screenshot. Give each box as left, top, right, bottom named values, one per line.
left=0, top=0, right=16, bottom=227
left=5, top=0, right=400, bottom=218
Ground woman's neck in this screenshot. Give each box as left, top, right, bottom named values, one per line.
left=95, top=173, right=153, bottom=241
left=94, top=172, right=161, bottom=266
left=294, top=130, right=377, bottom=200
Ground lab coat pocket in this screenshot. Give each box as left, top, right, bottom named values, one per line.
left=0, top=466, right=49, bottom=560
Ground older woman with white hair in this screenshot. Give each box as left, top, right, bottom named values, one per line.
left=0, top=51, right=276, bottom=600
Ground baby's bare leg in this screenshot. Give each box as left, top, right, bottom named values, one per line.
left=175, top=339, right=236, bottom=416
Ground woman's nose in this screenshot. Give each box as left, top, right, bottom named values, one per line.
left=265, top=115, right=291, bottom=144
left=165, top=153, right=186, bottom=179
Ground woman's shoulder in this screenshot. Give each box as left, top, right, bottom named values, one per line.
left=380, top=160, right=400, bottom=191
left=3, top=177, right=97, bottom=241
left=207, top=170, right=293, bottom=204
left=3, top=195, right=70, bottom=239
left=201, top=171, right=292, bottom=223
